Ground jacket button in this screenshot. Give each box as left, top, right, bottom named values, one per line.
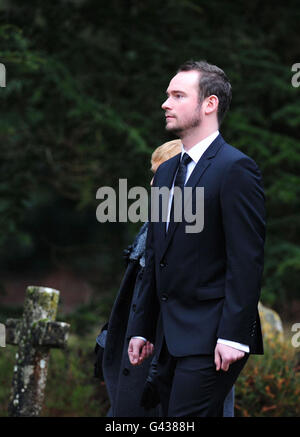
left=160, top=261, right=167, bottom=268
left=161, top=293, right=168, bottom=302
left=123, top=368, right=130, bottom=376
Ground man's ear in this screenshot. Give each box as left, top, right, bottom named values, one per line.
left=204, top=94, right=219, bottom=115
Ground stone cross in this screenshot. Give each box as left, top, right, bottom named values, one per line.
left=6, top=285, right=70, bottom=417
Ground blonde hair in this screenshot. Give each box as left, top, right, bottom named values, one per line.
left=151, top=139, right=181, bottom=173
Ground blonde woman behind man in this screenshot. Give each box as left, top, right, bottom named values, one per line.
left=94, top=140, right=181, bottom=417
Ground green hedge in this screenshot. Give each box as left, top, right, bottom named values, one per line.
left=235, top=338, right=300, bottom=417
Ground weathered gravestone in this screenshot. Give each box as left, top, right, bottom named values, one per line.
left=6, top=286, right=70, bottom=416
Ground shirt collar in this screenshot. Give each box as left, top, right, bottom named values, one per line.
left=181, top=130, right=219, bottom=164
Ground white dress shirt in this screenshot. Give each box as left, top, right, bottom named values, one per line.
left=166, top=130, right=219, bottom=231
left=135, top=130, right=249, bottom=354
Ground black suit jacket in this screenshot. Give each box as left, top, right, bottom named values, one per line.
left=129, top=134, right=265, bottom=356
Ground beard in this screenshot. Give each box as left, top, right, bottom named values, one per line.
left=165, top=107, right=202, bottom=137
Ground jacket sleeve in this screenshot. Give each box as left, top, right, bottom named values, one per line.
left=127, top=218, right=160, bottom=344
left=217, top=157, right=266, bottom=345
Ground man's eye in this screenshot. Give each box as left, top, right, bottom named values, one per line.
left=175, top=94, right=183, bottom=99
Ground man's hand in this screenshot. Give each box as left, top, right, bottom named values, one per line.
left=128, top=338, right=154, bottom=366
left=214, top=343, right=245, bottom=372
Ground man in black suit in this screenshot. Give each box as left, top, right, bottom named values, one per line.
left=128, top=60, right=265, bottom=417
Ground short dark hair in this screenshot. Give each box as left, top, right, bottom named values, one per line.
left=177, top=60, right=232, bottom=125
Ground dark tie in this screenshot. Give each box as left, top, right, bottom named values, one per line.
left=173, top=153, right=192, bottom=190
left=168, top=153, right=192, bottom=231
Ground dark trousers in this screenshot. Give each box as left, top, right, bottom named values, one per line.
left=157, top=338, right=248, bottom=417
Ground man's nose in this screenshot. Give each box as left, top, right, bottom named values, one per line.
left=161, top=97, right=171, bottom=110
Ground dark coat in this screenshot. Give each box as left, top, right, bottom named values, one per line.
left=129, top=134, right=265, bottom=356
left=100, top=223, right=160, bottom=417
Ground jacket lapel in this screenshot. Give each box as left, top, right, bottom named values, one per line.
left=154, top=152, right=181, bottom=245
left=158, top=134, right=225, bottom=260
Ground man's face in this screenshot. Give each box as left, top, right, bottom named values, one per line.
left=161, top=70, right=202, bottom=135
